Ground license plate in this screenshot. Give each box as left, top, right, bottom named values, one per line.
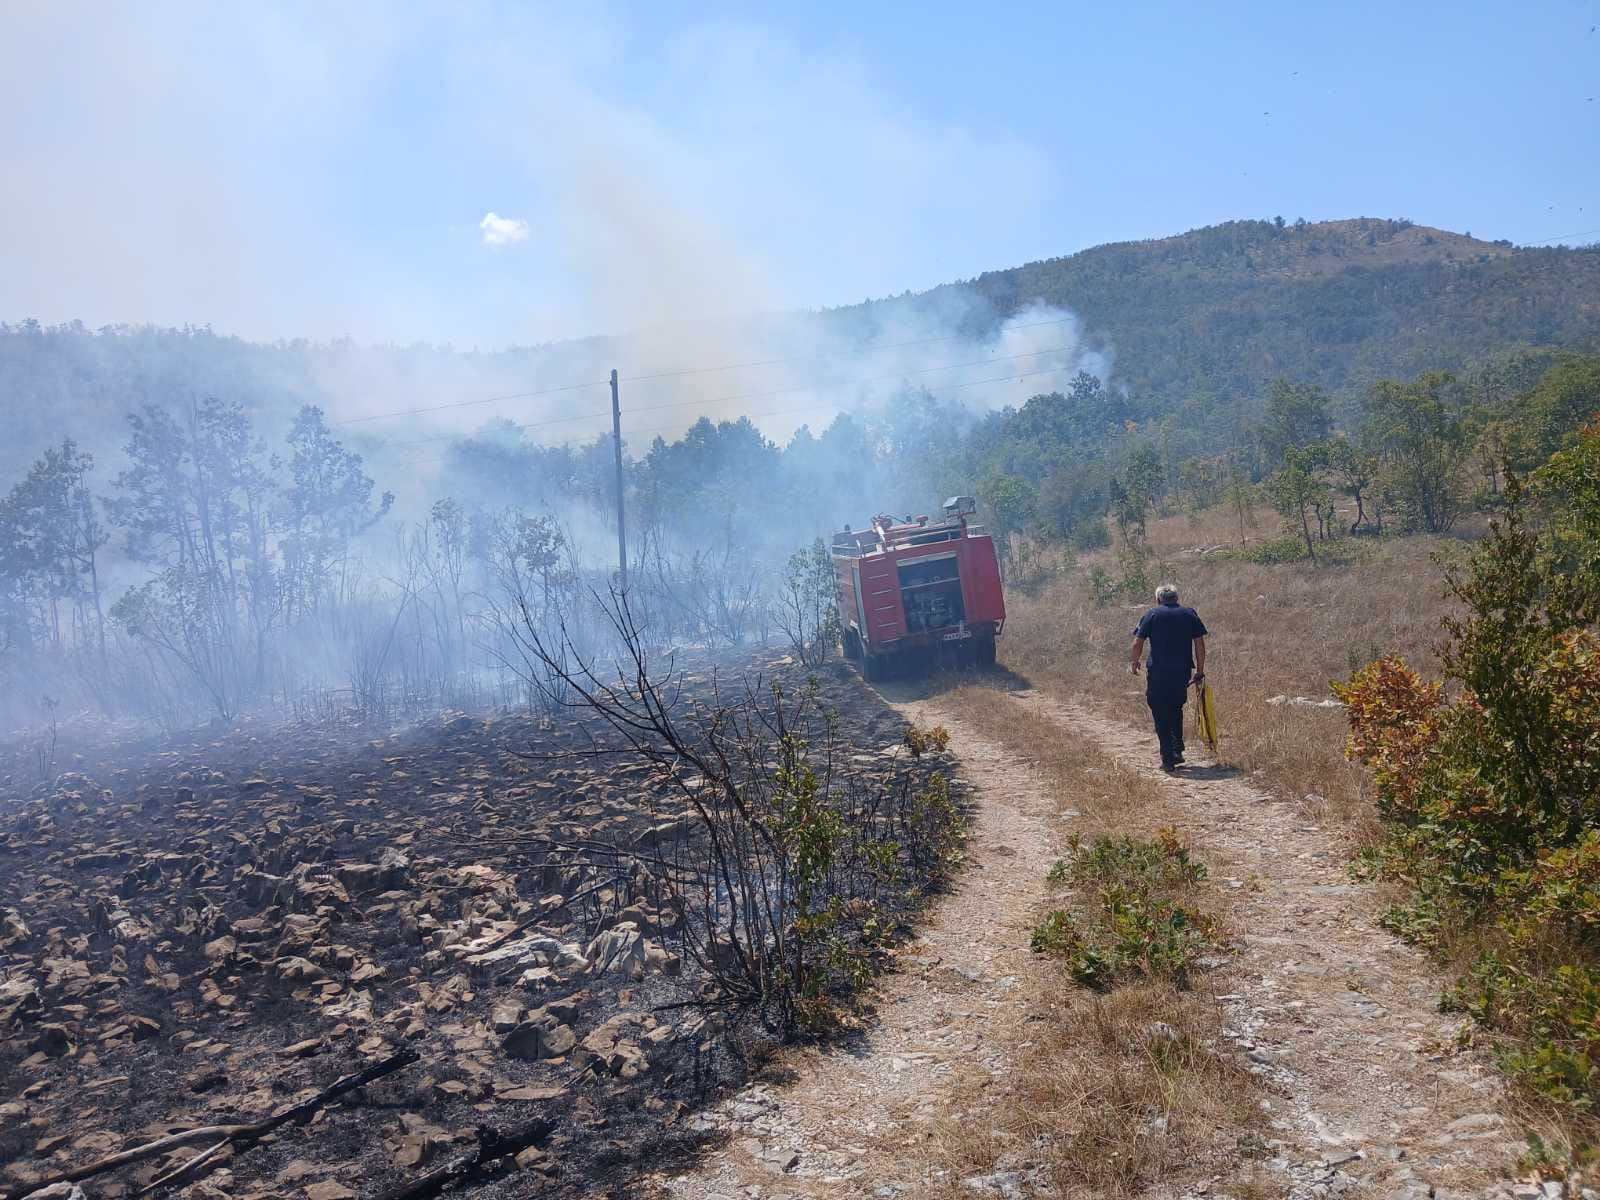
left=942, top=629, right=973, bottom=641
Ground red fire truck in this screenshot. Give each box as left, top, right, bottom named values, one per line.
left=831, top=496, right=1006, bottom=681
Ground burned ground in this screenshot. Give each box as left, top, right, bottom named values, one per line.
left=0, top=652, right=950, bottom=1200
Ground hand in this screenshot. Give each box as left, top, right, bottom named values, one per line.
left=1191, top=671, right=1206, bottom=686
left=1130, top=661, right=1141, bottom=675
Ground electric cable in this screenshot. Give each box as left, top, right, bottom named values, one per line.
left=392, top=363, right=1064, bottom=467
left=379, top=344, right=1078, bottom=449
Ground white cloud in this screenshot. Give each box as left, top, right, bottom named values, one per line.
left=479, top=211, right=529, bottom=247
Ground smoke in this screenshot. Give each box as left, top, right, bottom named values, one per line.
left=0, top=6, right=1062, bottom=348
left=0, top=6, right=1117, bottom=735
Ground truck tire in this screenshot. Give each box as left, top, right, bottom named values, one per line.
left=975, top=632, right=997, bottom=668
left=843, top=628, right=863, bottom=661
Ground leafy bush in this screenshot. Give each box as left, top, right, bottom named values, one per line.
left=1032, top=830, right=1215, bottom=989
left=1337, top=465, right=1600, bottom=1115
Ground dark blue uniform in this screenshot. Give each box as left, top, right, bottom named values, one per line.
left=1134, top=602, right=1208, bottom=768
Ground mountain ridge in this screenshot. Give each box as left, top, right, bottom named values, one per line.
left=3, top=216, right=1599, bottom=482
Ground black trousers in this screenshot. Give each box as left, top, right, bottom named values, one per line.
left=1146, top=670, right=1189, bottom=766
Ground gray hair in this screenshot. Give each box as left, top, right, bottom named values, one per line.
left=1155, top=583, right=1180, bottom=605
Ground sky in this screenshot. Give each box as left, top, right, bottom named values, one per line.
left=2, top=0, right=1596, bottom=350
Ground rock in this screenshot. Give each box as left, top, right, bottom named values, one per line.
left=304, top=1183, right=356, bottom=1200
left=573, top=1013, right=650, bottom=1078
left=491, top=1000, right=525, bottom=1034
left=392, top=1133, right=433, bottom=1169
left=467, top=933, right=586, bottom=973
left=189, top=1068, right=228, bottom=1093
left=585, top=924, right=648, bottom=978
left=496, top=1085, right=565, bottom=1102
left=1141, top=1021, right=1181, bottom=1048
left=279, top=1037, right=323, bottom=1058
left=502, top=1020, right=577, bottom=1061
left=739, top=1138, right=799, bottom=1175
left=30, top=1024, right=73, bottom=1057
left=276, top=956, right=325, bottom=982
left=22, top=1186, right=89, bottom=1200
left=1442, top=1112, right=1504, bottom=1135
left=202, top=935, right=237, bottom=961
left=962, top=1172, right=1024, bottom=1197
left=514, top=1146, right=549, bottom=1170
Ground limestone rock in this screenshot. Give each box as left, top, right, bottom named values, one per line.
left=502, top=1019, right=577, bottom=1061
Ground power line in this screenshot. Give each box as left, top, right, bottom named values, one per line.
left=331, top=377, right=609, bottom=426
left=393, top=363, right=1066, bottom=467
left=380, top=344, right=1079, bottom=450
left=1522, top=227, right=1600, bottom=246
left=617, top=316, right=1077, bottom=383
left=333, top=317, right=1079, bottom=429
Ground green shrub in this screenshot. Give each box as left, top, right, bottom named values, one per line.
left=1337, top=458, right=1600, bottom=1117
left=1031, top=830, right=1216, bottom=989
left=1073, top=518, right=1111, bottom=552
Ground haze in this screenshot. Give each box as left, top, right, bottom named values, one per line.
left=3, top=1, right=1595, bottom=349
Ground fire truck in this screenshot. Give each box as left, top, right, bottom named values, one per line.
left=831, top=496, right=1006, bottom=681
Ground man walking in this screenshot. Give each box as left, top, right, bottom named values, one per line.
left=1130, top=584, right=1208, bottom=772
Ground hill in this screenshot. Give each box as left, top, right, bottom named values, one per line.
left=893, top=217, right=1600, bottom=411
left=2, top=216, right=1599, bottom=486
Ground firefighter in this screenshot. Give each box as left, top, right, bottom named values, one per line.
left=1128, top=583, right=1208, bottom=772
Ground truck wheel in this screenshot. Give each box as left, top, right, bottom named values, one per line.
left=844, top=628, right=862, bottom=661
left=976, top=633, right=997, bottom=668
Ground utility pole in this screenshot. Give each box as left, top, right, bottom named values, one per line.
left=610, top=368, right=627, bottom=592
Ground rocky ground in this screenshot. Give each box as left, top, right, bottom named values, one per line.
left=0, top=653, right=947, bottom=1200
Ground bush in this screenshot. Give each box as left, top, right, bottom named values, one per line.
left=1031, top=830, right=1215, bottom=989
left=1073, top=518, right=1111, bottom=552
left=1336, top=485, right=1600, bottom=1116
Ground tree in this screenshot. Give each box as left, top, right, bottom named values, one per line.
left=1121, top=444, right=1165, bottom=535
left=1363, top=373, right=1469, bottom=533
left=1323, top=438, right=1375, bottom=534
left=1531, top=419, right=1600, bottom=608
left=280, top=406, right=393, bottom=614
left=1264, top=446, right=1329, bottom=562
left=106, top=400, right=285, bottom=715
left=1223, top=468, right=1257, bottom=547
left=0, top=441, right=108, bottom=653
left=981, top=473, right=1037, bottom=558
left=1177, top=455, right=1225, bottom=514
left=777, top=539, right=839, bottom=667
left=1259, top=379, right=1333, bottom=465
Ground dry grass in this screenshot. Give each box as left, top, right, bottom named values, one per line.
left=905, top=687, right=1261, bottom=1198
left=1006, top=506, right=1466, bottom=830
left=921, top=981, right=1261, bottom=1198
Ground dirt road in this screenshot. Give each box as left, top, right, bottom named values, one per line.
left=654, top=679, right=1528, bottom=1200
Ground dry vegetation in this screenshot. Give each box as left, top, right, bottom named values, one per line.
left=911, top=689, right=1261, bottom=1198
left=1005, top=503, right=1464, bottom=831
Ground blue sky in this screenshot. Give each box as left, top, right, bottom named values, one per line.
left=2, top=1, right=1595, bottom=349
